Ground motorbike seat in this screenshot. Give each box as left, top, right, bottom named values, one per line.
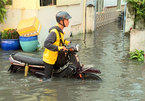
left=10, top=53, right=44, bottom=66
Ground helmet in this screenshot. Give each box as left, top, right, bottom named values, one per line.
left=56, top=11, right=72, bottom=23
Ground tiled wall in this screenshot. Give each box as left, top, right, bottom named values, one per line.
left=96, top=6, right=124, bottom=29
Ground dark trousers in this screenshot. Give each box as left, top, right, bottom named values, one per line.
left=44, top=62, right=53, bottom=79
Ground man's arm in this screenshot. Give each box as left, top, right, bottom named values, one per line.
left=44, top=32, right=58, bottom=51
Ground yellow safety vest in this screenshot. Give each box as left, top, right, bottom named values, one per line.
left=43, top=28, right=69, bottom=64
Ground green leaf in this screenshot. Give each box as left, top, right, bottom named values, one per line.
left=0, top=0, right=7, bottom=23
left=129, top=49, right=144, bottom=62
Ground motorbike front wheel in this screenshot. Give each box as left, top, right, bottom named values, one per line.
left=82, top=73, right=102, bottom=81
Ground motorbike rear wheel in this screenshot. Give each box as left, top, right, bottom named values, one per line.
left=82, top=73, right=102, bottom=81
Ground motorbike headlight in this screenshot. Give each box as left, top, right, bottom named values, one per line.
left=76, top=44, right=80, bottom=52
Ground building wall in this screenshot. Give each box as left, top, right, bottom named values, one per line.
left=96, top=6, right=124, bottom=29
left=13, top=0, right=39, bottom=9
left=125, top=3, right=135, bottom=33
left=86, top=6, right=95, bottom=32
left=130, top=29, right=145, bottom=52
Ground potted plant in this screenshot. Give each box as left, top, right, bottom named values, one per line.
left=1, top=28, right=20, bottom=51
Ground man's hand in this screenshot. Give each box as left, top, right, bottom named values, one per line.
left=58, top=46, right=68, bottom=51
left=62, top=46, right=68, bottom=51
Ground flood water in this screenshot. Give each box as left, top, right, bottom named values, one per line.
left=1, top=22, right=145, bottom=101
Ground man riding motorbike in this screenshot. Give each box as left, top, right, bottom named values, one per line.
left=42, top=11, right=72, bottom=81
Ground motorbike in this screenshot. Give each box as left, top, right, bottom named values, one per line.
left=8, top=44, right=102, bottom=81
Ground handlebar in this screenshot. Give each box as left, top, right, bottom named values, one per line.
left=66, top=44, right=79, bottom=52
left=61, top=44, right=80, bottom=53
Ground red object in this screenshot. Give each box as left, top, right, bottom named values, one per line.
left=79, top=74, right=82, bottom=78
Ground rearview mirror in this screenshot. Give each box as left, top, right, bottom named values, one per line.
left=70, top=32, right=72, bottom=37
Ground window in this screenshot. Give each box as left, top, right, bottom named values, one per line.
left=40, top=0, right=56, bottom=6
left=40, top=0, right=81, bottom=6
left=96, top=0, right=104, bottom=12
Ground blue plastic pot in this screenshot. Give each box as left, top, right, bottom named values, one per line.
left=1, top=39, right=20, bottom=51
left=19, top=36, right=39, bottom=52
left=20, top=40, right=39, bottom=52
left=19, top=36, right=38, bottom=41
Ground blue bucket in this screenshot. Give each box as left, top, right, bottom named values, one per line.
left=19, top=36, right=39, bottom=52
left=1, top=39, right=20, bottom=51
left=19, top=36, right=38, bottom=41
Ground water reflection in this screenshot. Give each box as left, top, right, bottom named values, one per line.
left=0, top=22, right=145, bottom=101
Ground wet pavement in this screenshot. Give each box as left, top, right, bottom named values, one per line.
left=0, top=22, right=145, bottom=101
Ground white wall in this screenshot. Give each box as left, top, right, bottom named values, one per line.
left=130, top=29, right=145, bottom=52
left=38, top=5, right=83, bottom=31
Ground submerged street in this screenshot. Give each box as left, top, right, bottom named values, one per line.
left=0, top=22, right=145, bottom=101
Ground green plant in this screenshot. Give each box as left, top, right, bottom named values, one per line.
left=1, top=28, right=19, bottom=39
left=0, top=0, right=7, bottom=23
left=129, top=49, right=144, bottom=61
left=126, top=0, right=145, bottom=28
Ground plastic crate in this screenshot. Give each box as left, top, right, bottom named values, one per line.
left=17, top=17, right=41, bottom=37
